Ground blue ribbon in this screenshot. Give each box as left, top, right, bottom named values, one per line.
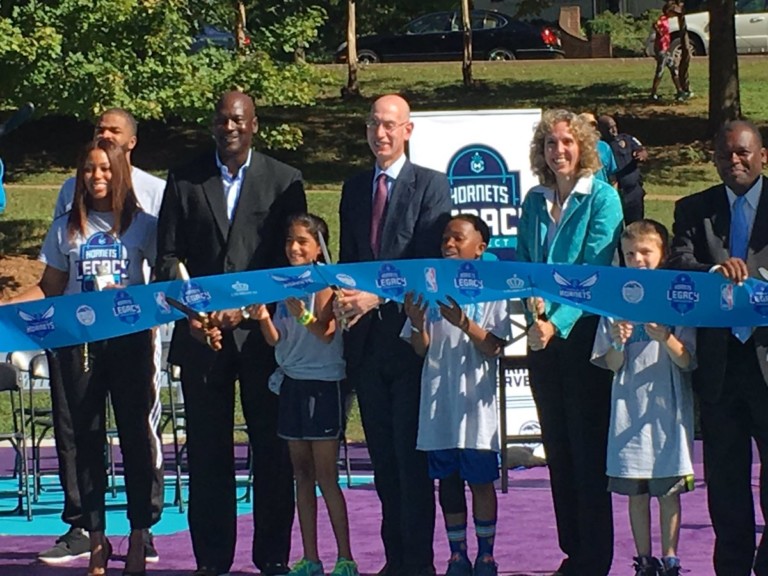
left=2, top=260, right=767, bottom=351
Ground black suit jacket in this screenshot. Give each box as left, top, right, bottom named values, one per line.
left=668, top=176, right=768, bottom=402
left=338, top=159, right=452, bottom=368
left=156, top=150, right=307, bottom=367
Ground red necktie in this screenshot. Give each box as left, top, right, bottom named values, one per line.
left=371, top=173, right=388, bottom=257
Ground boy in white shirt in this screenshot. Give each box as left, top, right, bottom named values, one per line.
left=402, top=215, right=510, bottom=576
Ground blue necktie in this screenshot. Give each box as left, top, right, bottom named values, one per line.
left=730, top=195, right=751, bottom=342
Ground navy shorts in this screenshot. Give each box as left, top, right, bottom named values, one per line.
left=277, top=376, right=342, bottom=441
left=608, top=475, right=694, bottom=497
left=427, top=448, right=499, bottom=484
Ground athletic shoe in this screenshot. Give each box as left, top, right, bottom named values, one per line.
left=143, top=529, right=159, bottom=562
left=37, top=527, right=90, bottom=564
left=288, top=558, right=324, bottom=576
left=445, top=554, right=472, bottom=576
left=633, top=555, right=661, bottom=576
left=659, top=556, right=681, bottom=576
left=330, top=558, right=359, bottom=576
left=263, top=562, right=290, bottom=575
left=472, top=555, right=497, bottom=576
left=192, top=569, right=231, bottom=576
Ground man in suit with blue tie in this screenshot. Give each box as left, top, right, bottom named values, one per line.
left=669, top=120, right=768, bottom=576
left=336, top=94, right=452, bottom=576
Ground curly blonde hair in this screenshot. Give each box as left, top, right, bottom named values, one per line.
left=529, top=109, right=602, bottom=187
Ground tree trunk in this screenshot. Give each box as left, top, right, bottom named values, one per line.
left=234, top=0, right=247, bottom=54
left=461, top=0, right=473, bottom=88
left=342, top=0, right=361, bottom=98
left=676, top=5, right=691, bottom=93
left=708, top=0, right=741, bottom=134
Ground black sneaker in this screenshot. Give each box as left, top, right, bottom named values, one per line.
left=659, top=556, right=681, bottom=576
left=37, top=527, right=90, bottom=564
left=633, top=555, right=661, bottom=576
left=143, top=529, right=160, bottom=563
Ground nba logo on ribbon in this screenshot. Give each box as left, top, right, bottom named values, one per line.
left=720, top=284, right=734, bottom=311
left=424, top=267, right=439, bottom=293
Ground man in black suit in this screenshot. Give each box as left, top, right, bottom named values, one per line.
left=669, top=120, right=768, bottom=576
left=156, top=91, right=305, bottom=576
left=336, top=94, right=451, bottom=576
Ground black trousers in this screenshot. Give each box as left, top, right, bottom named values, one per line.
left=701, top=336, right=768, bottom=576
left=349, top=321, right=436, bottom=573
left=48, top=330, right=165, bottom=529
left=527, top=315, right=614, bottom=576
left=46, top=330, right=161, bottom=532
left=180, top=335, right=294, bottom=574
left=620, top=188, right=645, bottom=226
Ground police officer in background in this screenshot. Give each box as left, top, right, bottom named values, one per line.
left=598, top=114, right=648, bottom=224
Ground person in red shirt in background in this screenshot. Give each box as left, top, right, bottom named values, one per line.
left=650, top=1, right=687, bottom=102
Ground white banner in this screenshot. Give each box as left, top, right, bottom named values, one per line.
left=410, top=109, right=541, bottom=260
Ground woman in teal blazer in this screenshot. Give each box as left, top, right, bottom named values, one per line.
left=517, top=109, right=623, bottom=576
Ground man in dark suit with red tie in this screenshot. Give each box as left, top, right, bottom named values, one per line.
left=669, top=120, right=768, bottom=576
left=156, top=91, right=304, bottom=576
left=336, top=94, right=452, bottom=576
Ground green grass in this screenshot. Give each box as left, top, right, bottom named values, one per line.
left=4, top=58, right=767, bottom=196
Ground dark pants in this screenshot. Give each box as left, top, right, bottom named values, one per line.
left=620, top=188, right=645, bottom=226
left=48, top=330, right=165, bottom=529
left=349, top=318, right=435, bottom=574
left=527, top=315, right=614, bottom=576
left=46, top=331, right=161, bottom=532
left=701, top=336, right=768, bottom=576
left=181, top=335, right=294, bottom=574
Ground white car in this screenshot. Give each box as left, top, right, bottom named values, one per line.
left=646, top=0, right=768, bottom=56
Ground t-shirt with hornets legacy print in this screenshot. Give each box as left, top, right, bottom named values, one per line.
left=39, top=210, right=157, bottom=295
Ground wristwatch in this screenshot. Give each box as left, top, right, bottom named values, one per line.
left=240, top=306, right=251, bottom=321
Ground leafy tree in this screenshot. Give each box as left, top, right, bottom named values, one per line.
left=244, top=0, right=327, bottom=62
left=0, top=0, right=325, bottom=149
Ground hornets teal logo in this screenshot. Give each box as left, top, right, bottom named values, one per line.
left=446, top=144, right=521, bottom=260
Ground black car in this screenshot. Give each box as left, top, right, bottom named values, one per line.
left=190, top=24, right=251, bottom=53
left=335, top=10, right=564, bottom=63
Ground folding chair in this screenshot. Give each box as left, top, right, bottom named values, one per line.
left=0, top=362, right=32, bottom=520
left=234, top=421, right=253, bottom=504
left=6, top=350, right=53, bottom=501
left=159, top=359, right=187, bottom=512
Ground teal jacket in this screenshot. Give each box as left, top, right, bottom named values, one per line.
left=517, top=175, right=623, bottom=338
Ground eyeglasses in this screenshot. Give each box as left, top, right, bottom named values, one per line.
left=365, top=119, right=410, bottom=133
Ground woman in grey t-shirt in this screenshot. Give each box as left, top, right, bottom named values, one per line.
left=6, top=139, right=158, bottom=576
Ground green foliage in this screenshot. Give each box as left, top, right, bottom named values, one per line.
left=586, top=10, right=658, bottom=56
left=0, top=0, right=326, bottom=148
left=249, top=1, right=328, bottom=59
